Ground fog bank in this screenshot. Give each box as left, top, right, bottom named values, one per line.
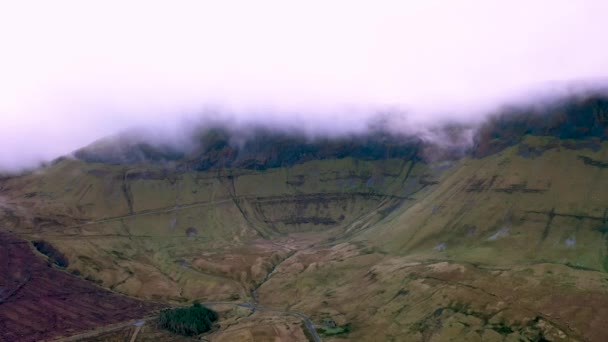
left=1, top=1, right=608, bottom=171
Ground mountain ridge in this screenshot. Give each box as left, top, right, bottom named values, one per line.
left=2, top=92, right=608, bottom=341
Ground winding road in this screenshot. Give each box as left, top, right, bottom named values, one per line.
left=52, top=301, right=321, bottom=342
left=231, top=302, right=320, bottom=342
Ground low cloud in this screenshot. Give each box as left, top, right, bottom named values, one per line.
left=1, top=1, right=607, bottom=171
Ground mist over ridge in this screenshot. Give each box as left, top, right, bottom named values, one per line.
left=1, top=1, right=608, bottom=171
left=51, top=85, right=604, bottom=176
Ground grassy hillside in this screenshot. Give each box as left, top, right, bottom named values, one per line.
left=0, top=154, right=435, bottom=303
left=253, top=136, right=608, bottom=341
left=2, top=97, right=608, bottom=341
left=363, top=136, right=608, bottom=270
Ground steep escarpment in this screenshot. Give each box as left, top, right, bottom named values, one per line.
left=473, top=94, right=608, bottom=157
left=73, top=127, right=424, bottom=171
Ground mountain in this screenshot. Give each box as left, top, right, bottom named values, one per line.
left=1, top=93, right=608, bottom=341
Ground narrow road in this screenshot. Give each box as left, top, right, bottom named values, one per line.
left=233, top=303, right=321, bottom=342
left=51, top=302, right=321, bottom=342
left=203, top=301, right=321, bottom=342
left=255, top=306, right=320, bottom=342
left=128, top=325, right=142, bottom=342
left=50, top=317, right=157, bottom=342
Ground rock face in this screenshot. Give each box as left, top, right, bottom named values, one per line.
left=74, top=128, right=424, bottom=170
left=473, top=94, right=608, bottom=157
left=73, top=94, right=608, bottom=169
left=188, top=131, right=423, bottom=172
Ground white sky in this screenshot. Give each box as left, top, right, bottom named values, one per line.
left=1, top=0, right=608, bottom=170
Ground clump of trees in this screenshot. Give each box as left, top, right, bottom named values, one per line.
left=158, top=302, right=218, bottom=336
left=318, top=322, right=352, bottom=336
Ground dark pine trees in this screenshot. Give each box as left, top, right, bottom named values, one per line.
left=158, top=302, right=218, bottom=336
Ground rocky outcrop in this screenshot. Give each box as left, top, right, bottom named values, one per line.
left=74, top=128, right=423, bottom=171
left=473, top=94, right=608, bottom=157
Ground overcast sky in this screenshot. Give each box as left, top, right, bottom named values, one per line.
left=1, top=0, right=607, bottom=171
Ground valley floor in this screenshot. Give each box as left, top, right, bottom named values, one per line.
left=33, top=230, right=608, bottom=342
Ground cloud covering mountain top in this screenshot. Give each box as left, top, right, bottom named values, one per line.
left=1, top=0, right=607, bottom=171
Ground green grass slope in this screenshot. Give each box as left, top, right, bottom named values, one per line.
left=252, top=136, right=608, bottom=341
left=2, top=96, right=608, bottom=340
left=362, top=136, right=608, bottom=271
left=0, top=154, right=437, bottom=303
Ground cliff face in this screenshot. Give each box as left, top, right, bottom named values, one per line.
left=72, top=94, right=608, bottom=169
left=473, top=95, right=608, bottom=157
left=74, top=128, right=424, bottom=170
